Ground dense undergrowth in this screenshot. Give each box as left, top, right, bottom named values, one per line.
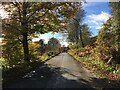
left=68, top=48, right=120, bottom=81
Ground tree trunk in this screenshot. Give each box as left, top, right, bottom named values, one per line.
left=79, top=29, right=84, bottom=48
left=23, top=33, right=30, bottom=63
left=76, top=34, right=79, bottom=49
left=74, top=18, right=84, bottom=48
left=22, top=3, right=30, bottom=63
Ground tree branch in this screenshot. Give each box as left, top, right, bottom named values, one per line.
left=18, top=37, right=23, bottom=43
left=5, top=23, right=22, bottom=33
left=28, top=9, right=49, bottom=23
left=11, top=2, right=22, bottom=23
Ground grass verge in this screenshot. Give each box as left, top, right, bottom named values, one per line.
left=68, top=50, right=120, bottom=81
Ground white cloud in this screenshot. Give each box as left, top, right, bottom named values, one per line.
left=61, top=41, right=68, bottom=47
left=0, top=6, right=9, bottom=19
left=84, top=11, right=111, bottom=36
left=58, top=36, right=63, bottom=41
left=32, top=33, right=52, bottom=44
left=90, top=20, right=99, bottom=25
left=32, top=32, right=68, bottom=47
left=96, top=26, right=102, bottom=30
left=87, top=11, right=111, bottom=24
left=86, top=11, right=111, bottom=31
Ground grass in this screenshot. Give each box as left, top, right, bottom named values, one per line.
left=68, top=50, right=120, bottom=80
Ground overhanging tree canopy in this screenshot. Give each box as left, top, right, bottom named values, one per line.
left=2, top=2, right=81, bottom=62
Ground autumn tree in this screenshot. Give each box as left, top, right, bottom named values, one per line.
left=109, top=2, right=120, bottom=51
left=2, top=2, right=81, bottom=63
left=81, top=24, right=92, bottom=46
left=96, top=2, right=120, bottom=64
left=2, top=38, right=23, bottom=66
left=96, top=18, right=112, bottom=46
left=67, top=8, right=91, bottom=48
left=47, top=37, right=61, bottom=51
left=39, top=39, right=46, bottom=55
left=74, top=10, right=85, bottom=48
left=67, top=20, right=78, bottom=44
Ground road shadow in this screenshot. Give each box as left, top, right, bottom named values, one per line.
left=45, top=65, right=120, bottom=89
left=3, top=63, right=120, bottom=89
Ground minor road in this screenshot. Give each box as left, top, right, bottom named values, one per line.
left=7, top=53, right=120, bottom=89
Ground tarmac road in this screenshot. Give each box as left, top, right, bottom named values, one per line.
left=7, top=53, right=120, bottom=89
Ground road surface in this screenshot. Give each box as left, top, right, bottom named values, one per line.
left=6, top=53, right=120, bottom=89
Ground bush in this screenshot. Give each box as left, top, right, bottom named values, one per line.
left=0, top=58, right=9, bottom=70
left=29, top=43, right=40, bottom=61
left=47, top=51, right=59, bottom=57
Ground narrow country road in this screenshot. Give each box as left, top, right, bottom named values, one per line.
left=7, top=53, right=120, bottom=89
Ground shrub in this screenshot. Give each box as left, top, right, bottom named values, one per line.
left=47, top=51, right=59, bottom=57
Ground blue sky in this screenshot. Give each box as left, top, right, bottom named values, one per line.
left=82, top=2, right=111, bottom=36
